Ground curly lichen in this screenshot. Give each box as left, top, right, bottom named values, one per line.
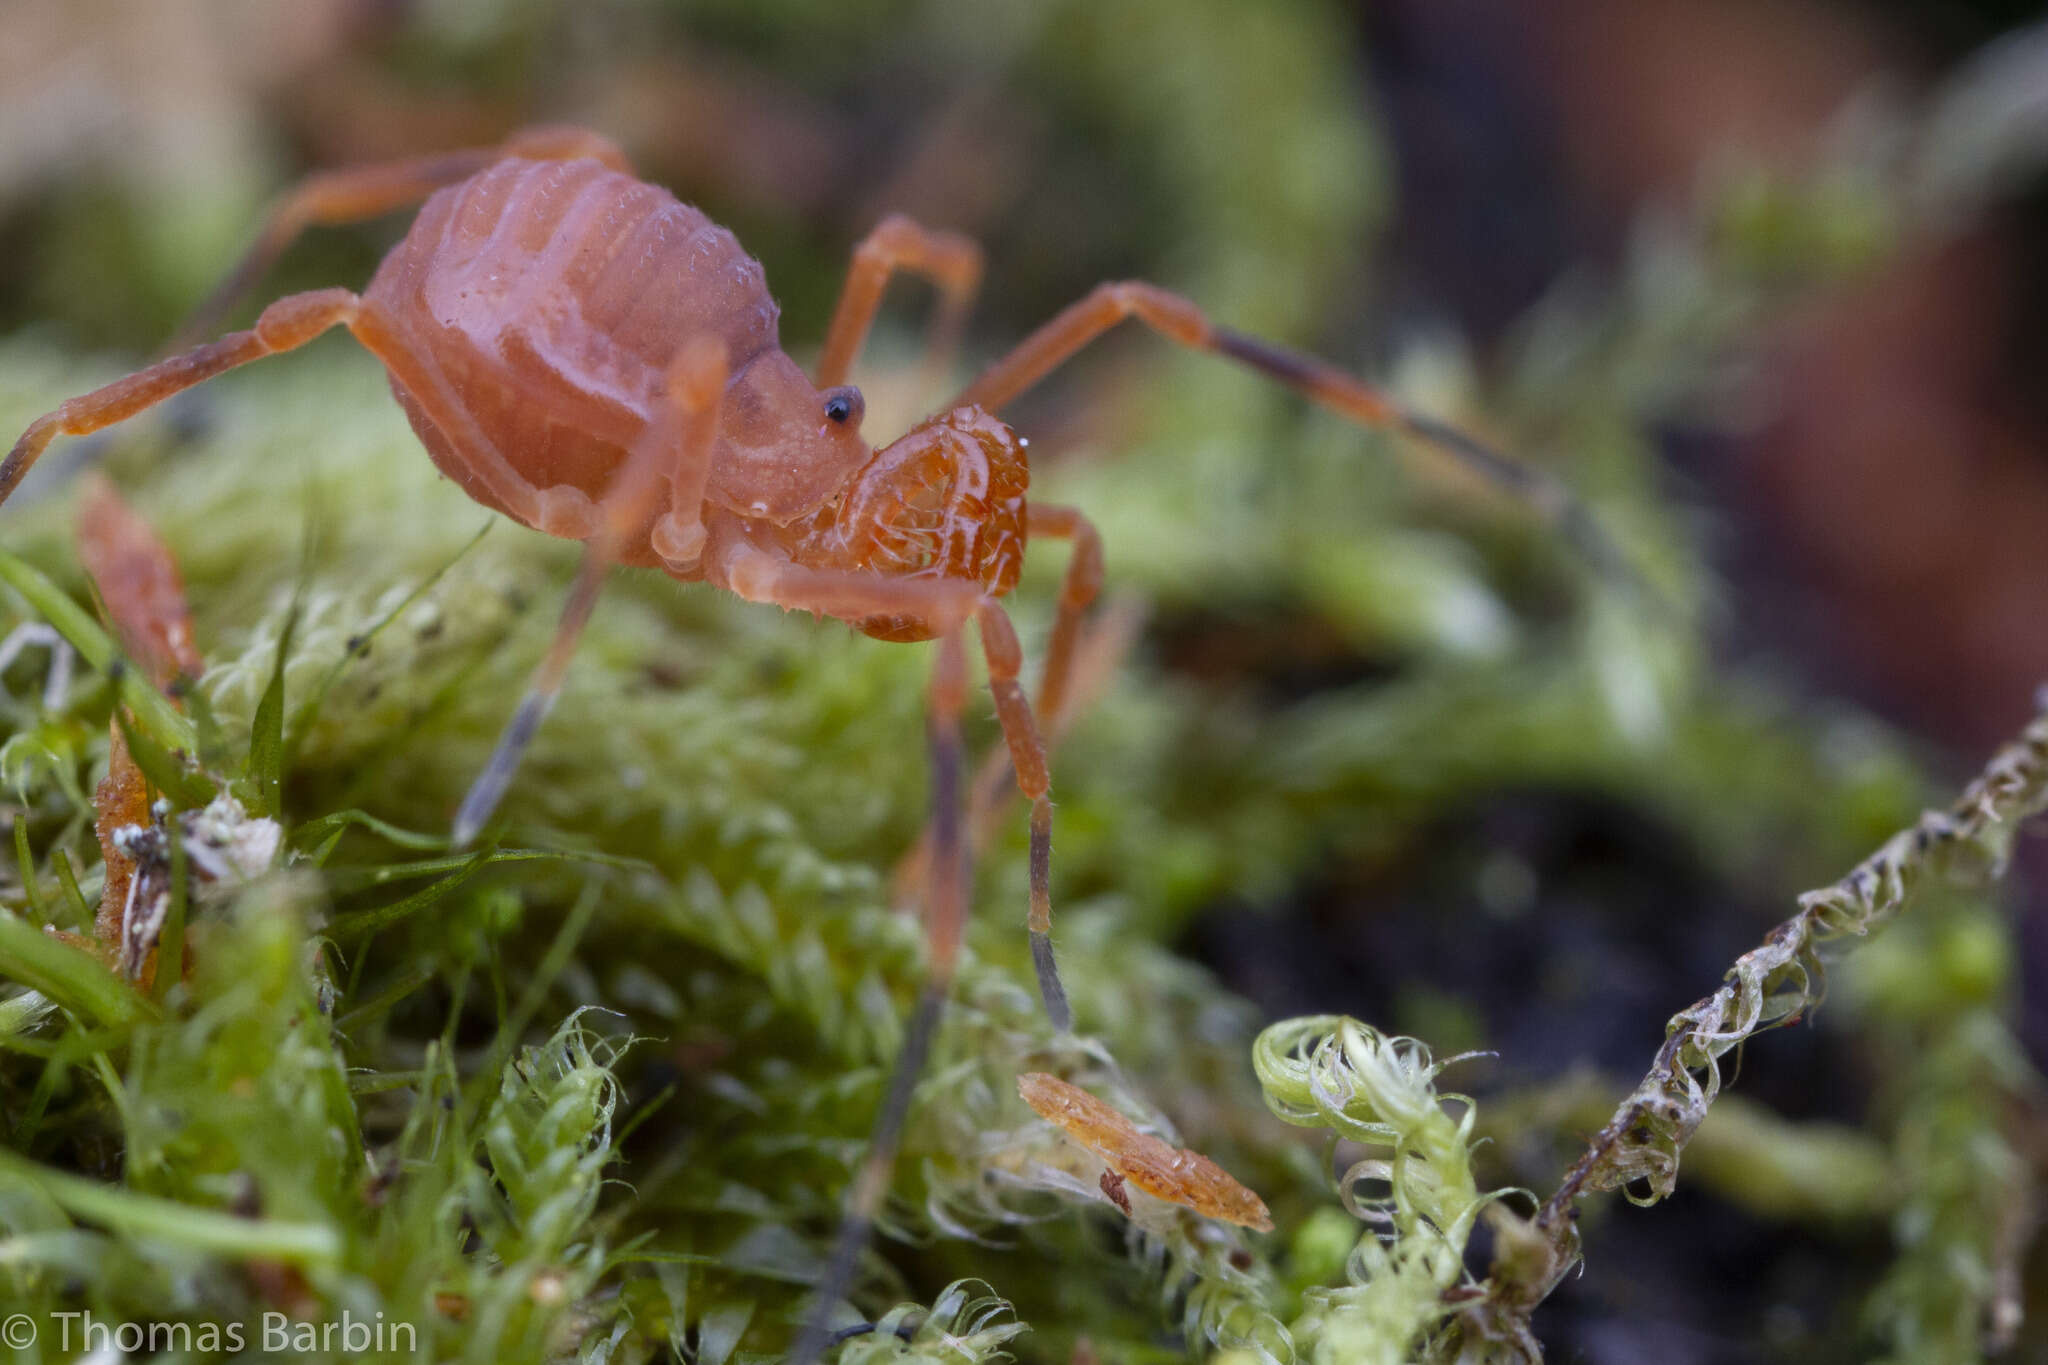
left=1250, top=1017, right=1505, bottom=1364
left=1510, top=699, right=2048, bottom=1358
left=1543, top=699, right=2048, bottom=1218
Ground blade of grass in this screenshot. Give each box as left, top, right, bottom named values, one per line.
left=604, top=1247, right=717, bottom=1272
left=13, top=818, right=47, bottom=922
left=177, top=679, right=231, bottom=771
left=0, top=1146, right=341, bottom=1265
left=0, top=1018, right=125, bottom=1061
left=89, top=1050, right=131, bottom=1132
left=10, top=1047, right=68, bottom=1143
left=291, top=808, right=451, bottom=862
left=0, top=910, right=152, bottom=1026
left=284, top=519, right=493, bottom=768
left=459, top=882, right=603, bottom=1130
left=334, top=961, right=438, bottom=1033
left=0, top=548, right=195, bottom=755
left=326, top=851, right=494, bottom=943
left=242, top=603, right=297, bottom=819
left=113, top=706, right=213, bottom=810
left=49, top=848, right=94, bottom=927
left=349, top=1068, right=430, bottom=1096
left=322, top=846, right=648, bottom=895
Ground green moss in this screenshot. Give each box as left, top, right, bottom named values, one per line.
left=2, top=8, right=2045, bottom=1361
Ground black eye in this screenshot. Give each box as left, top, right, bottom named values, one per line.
left=823, top=386, right=863, bottom=426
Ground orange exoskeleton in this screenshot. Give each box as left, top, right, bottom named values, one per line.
left=0, top=125, right=1626, bottom=1361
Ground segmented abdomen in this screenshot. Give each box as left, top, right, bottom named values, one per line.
left=356, top=156, right=777, bottom=549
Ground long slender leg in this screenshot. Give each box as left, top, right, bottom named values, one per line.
left=975, top=601, right=1070, bottom=1031
left=891, top=503, right=1106, bottom=910
left=814, top=215, right=984, bottom=391
left=788, top=628, right=972, bottom=1365
left=451, top=336, right=727, bottom=846
left=716, top=558, right=1068, bottom=1354
left=1022, top=504, right=1105, bottom=729
left=952, top=281, right=1635, bottom=587
left=965, top=591, right=1139, bottom=851
left=174, top=126, right=631, bottom=347
left=2, top=289, right=362, bottom=507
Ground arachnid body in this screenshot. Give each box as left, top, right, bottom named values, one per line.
left=1, top=126, right=1621, bottom=1361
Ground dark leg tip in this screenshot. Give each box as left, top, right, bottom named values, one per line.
left=827, top=1321, right=917, bottom=1348
left=1030, top=930, right=1071, bottom=1032
left=451, top=690, right=553, bottom=847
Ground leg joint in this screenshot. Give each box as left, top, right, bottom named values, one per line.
left=857, top=215, right=983, bottom=286
left=1104, top=281, right=1210, bottom=343
left=502, top=125, right=631, bottom=173
left=1064, top=520, right=1104, bottom=611
left=975, top=602, right=1024, bottom=680
left=861, top=213, right=921, bottom=258
left=254, top=289, right=357, bottom=350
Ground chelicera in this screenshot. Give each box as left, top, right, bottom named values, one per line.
left=0, top=125, right=1618, bottom=1359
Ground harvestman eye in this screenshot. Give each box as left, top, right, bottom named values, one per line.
left=822, top=386, right=863, bottom=425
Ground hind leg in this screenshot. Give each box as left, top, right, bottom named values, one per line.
left=450, top=335, right=729, bottom=847
left=814, top=215, right=984, bottom=396
left=174, top=126, right=631, bottom=346
left=3, top=289, right=363, bottom=506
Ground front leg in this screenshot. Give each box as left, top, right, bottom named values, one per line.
left=952, top=280, right=1637, bottom=590
left=715, top=541, right=985, bottom=635
left=788, top=626, right=973, bottom=1365
left=637, top=337, right=730, bottom=573
left=890, top=503, right=1106, bottom=923
left=974, top=601, right=1071, bottom=1031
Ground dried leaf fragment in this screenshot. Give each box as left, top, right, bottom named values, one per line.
left=75, top=471, right=202, bottom=689
left=92, top=724, right=151, bottom=951
left=1018, top=1071, right=1273, bottom=1231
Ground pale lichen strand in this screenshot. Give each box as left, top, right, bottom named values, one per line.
left=1514, top=697, right=2048, bottom=1339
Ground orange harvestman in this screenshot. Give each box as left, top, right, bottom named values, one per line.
left=0, top=126, right=1629, bottom=1358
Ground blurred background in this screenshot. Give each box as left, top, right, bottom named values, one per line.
left=5, top=0, right=2045, bottom=747
left=4, top=1, right=2048, bottom=1361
